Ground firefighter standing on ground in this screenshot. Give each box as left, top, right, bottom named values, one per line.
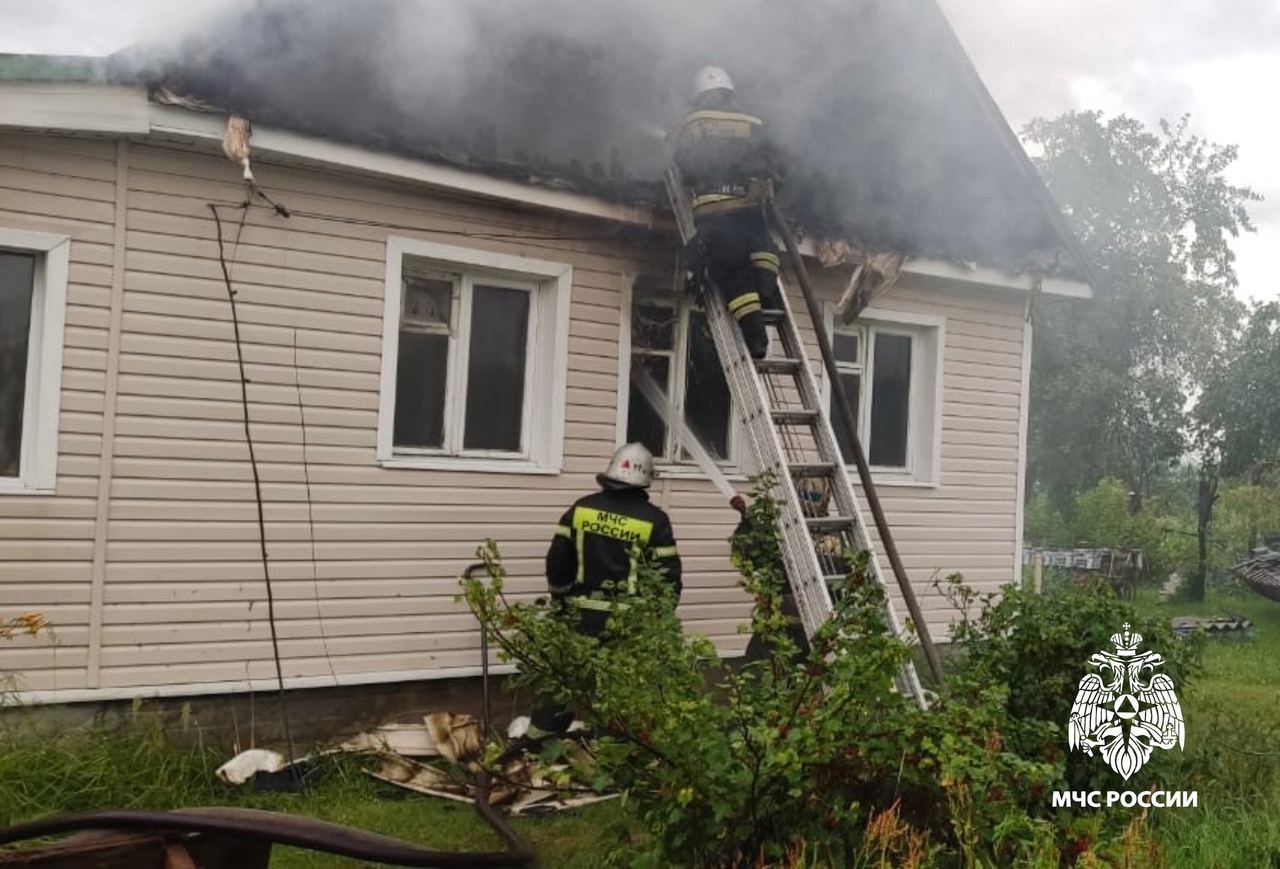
left=528, top=442, right=683, bottom=738
left=671, top=65, right=784, bottom=360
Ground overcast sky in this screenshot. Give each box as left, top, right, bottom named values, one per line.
left=0, top=0, right=1275, bottom=302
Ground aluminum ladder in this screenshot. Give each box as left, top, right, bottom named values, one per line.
left=665, top=173, right=926, bottom=706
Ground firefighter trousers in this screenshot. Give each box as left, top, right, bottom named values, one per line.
left=692, top=206, right=782, bottom=360
left=528, top=605, right=611, bottom=737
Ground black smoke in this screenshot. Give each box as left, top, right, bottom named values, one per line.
left=108, top=0, right=1073, bottom=269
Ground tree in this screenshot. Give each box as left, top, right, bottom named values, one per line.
left=1024, top=113, right=1258, bottom=511
left=1195, top=300, right=1280, bottom=568
left=1196, top=302, right=1280, bottom=476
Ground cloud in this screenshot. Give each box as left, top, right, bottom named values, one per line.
left=941, top=0, right=1279, bottom=300
left=0, top=0, right=244, bottom=56
left=940, top=0, right=1280, bottom=123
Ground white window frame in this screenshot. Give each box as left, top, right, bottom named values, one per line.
left=0, top=229, right=70, bottom=496
left=377, top=237, right=571, bottom=475
left=822, top=304, right=944, bottom=488
left=617, top=278, right=752, bottom=480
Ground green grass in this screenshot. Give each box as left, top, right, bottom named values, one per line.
left=0, top=714, right=639, bottom=868
left=5, top=583, right=1280, bottom=867
left=1135, top=585, right=1280, bottom=867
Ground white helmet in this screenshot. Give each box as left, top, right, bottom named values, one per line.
left=693, top=65, right=734, bottom=99
left=600, top=442, right=654, bottom=489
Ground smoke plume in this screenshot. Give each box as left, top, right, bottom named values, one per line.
left=109, top=0, right=1070, bottom=268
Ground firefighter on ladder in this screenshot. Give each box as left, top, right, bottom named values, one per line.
left=672, top=65, right=784, bottom=360
left=526, top=442, right=683, bottom=740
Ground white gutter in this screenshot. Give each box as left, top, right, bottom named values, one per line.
left=0, top=83, right=149, bottom=134
left=147, top=104, right=654, bottom=227
left=0, top=83, right=653, bottom=228
left=904, top=257, right=1091, bottom=299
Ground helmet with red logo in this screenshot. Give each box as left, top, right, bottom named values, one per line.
left=693, top=65, right=734, bottom=99
left=599, top=442, right=654, bottom=489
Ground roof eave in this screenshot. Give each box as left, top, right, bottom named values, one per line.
left=0, top=81, right=1091, bottom=297
left=0, top=82, right=653, bottom=228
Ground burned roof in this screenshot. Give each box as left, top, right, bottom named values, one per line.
left=14, top=0, right=1087, bottom=275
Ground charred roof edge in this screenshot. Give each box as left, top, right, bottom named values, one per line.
left=0, top=82, right=652, bottom=228
left=0, top=82, right=1088, bottom=297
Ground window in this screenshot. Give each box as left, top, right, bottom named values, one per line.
left=0, top=230, right=69, bottom=495
left=377, top=238, right=571, bottom=473
left=626, top=282, right=738, bottom=467
left=826, top=309, right=943, bottom=486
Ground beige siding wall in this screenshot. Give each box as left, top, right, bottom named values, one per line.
left=0, top=132, right=119, bottom=692
left=0, top=130, right=1026, bottom=699
left=795, top=270, right=1026, bottom=639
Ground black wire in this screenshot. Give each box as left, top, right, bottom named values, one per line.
left=209, top=201, right=299, bottom=776
left=293, top=326, right=340, bottom=685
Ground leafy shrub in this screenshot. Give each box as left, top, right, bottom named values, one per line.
left=464, top=483, right=1163, bottom=867
left=945, top=576, right=1203, bottom=795
left=1024, top=491, right=1073, bottom=549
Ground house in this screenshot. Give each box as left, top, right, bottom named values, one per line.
left=0, top=0, right=1091, bottom=707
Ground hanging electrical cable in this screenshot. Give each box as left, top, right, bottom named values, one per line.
left=292, top=326, right=340, bottom=686
left=209, top=200, right=299, bottom=776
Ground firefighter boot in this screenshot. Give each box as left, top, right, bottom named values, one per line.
left=737, top=309, right=769, bottom=359
left=728, top=289, right=768, bottom=358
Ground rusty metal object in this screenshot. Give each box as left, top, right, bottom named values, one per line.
left=0, top=798, right=533, bottom=868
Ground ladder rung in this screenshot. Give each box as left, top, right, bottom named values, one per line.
left=788, top=462, right=836, bottom=477
left=754, top=357, right=800, bottom=375
left=760, top=309, right=786, bottom=326
left=806, top=515, right=854, bottom=532
left=771, top=409, right=818, bottom=425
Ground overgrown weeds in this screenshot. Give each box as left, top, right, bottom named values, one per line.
left=0, top=702, right=223, bottom=824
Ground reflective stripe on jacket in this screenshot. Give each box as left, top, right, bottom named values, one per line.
left=546, top=487, right=682, bottom=607
left=672, top=106, right=776, bottom=201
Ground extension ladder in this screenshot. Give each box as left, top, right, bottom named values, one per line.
left=665, top=173, right=926, bottom=706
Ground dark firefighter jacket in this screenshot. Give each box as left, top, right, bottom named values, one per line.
left=671, top=107, right=780, bottom=213
left=546, top=487, right=682, bottom=610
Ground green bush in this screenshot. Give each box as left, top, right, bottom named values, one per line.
left=1025, top=491, right=1073, bottom=549
left=945, top=577, right=1203, bottom=795
left=464, top=483, right=1164, bottom=868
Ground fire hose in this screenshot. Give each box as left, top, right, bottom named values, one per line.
left=0, top=793, right=533, bottom=868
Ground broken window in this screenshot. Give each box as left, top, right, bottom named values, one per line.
left=627, top=284, right=734, bottom=464
left=392, top=257, right=536, bottom=458
left=0, top=250, right=35, bottom=480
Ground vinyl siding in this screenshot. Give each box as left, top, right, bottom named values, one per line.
left=0, top=133, right=119, bottom=693
left=795, top=270, right=1025, bottom=640
left=0, top=130, right=1027, bottom=700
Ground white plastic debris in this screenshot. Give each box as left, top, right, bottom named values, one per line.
left=507, top=716, right=531, bottom=739
left=340, top=723, right=441, bottom=758
left=216, top=748, right=285, bottom=785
